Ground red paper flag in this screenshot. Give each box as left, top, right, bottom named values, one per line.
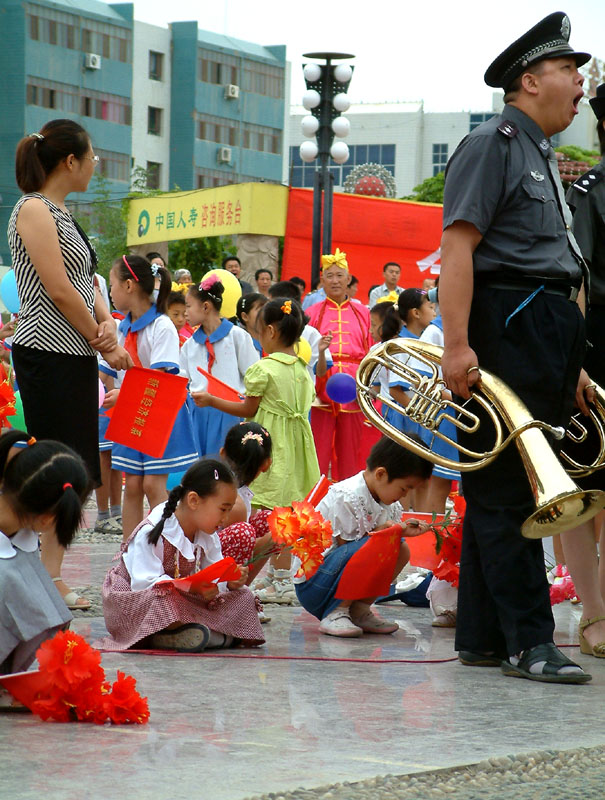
left=105, top=367, right=188, bottom=457
left=197, top=367, right=244, bottom=403
left=305, top=474, right=331, bottom=507
left=401, top=512, right=445, bottom=570
left=156, top=556, right=242, bottom=591
left=0, top=669, right=52, bottom=708
left=334, top=523, right=404, bottom=601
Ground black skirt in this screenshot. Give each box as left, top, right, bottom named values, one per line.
left=12, top=343, right=101, bottom=486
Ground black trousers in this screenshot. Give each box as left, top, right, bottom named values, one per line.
left=455, top=287, right=585, bottom=656
left=568, top=302, right=605, bottom=492
left=12, top=344, right=101, bottom=487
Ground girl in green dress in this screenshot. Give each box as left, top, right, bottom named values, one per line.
left=191, top=297, right=323, bottom=507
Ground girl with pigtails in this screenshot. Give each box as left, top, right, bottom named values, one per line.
left=193, top=299, right=321, bottom=603
left=99, top=459, right=264, bottom=653
left=0, top=431, right=91, bottom=677
left=101, top=255, right=199, bottom=541
left=180, top=274, right=259, bottom=457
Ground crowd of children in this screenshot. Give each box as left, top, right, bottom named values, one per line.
left=1, top=248, right=462, bottom=672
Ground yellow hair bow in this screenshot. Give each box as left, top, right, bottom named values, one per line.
left=281, top=300, right=292, bottom=315
left=321, top=247, right=349, bottom=272
left=375, top=290, right=399, bottom=305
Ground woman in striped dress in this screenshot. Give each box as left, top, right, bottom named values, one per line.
left=8, top=119, right=132, bottom=609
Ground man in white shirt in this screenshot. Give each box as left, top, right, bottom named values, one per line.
left=368, top=262, right=404, bottom=306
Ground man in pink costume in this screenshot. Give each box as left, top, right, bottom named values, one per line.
left=307, top=249, right=372, bottom=480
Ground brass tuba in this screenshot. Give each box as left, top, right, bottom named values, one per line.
left=356, top=339, right=605, bottom=539
left=560, top=382, right=605, bottom=477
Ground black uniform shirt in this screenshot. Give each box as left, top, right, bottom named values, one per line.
left=443, top=104, right=583, bottom=285
left=567, top=156, right=605, bottom=304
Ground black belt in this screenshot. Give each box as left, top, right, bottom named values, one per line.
left=477, top=279, right=580, bottom=302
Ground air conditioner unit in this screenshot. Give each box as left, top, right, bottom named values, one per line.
left=224, top=84, right=240, bottom=99
left=218, top=146, right=232, bottom=164
left=85, top=53, right=102, bottom=70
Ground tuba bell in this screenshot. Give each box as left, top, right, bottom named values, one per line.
left=356, top=339, right=605, bottom=539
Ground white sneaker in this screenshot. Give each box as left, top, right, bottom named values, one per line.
left=349, top=602, right=399, bottom=634
left=432, top=611, right=457, bottom=628
left=319, top=609, right=363, bottom=638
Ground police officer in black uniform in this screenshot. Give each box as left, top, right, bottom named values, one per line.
left=558, top=83, right=605, bottom=657
left=439, top=12, right=594, bottom=684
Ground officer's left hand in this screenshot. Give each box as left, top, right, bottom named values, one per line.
left=575, top=368, right=596, bottom=416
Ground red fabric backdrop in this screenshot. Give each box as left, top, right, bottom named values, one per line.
left=281, top=188, right=443, bottom=305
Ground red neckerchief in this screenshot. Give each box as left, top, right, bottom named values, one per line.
left=124, top=331, right=142, bottom=368
left=205, top=339, right=216, bottom=373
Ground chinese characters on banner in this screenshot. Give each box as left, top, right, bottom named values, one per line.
left=105, top=367, right=188, bottom=458
left=127, top=183, right=288, bottom=246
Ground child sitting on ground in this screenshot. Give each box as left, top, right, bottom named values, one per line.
left=99, top=459, right=264, bottom=653
left=0, top=431, right=90, bottom=675
left=295, top=436, right=432, bottom=638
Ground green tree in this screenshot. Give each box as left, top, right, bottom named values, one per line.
left=401, top=172, right=445, bottom=204
left=168, top=236, right=236, bottom=283
left=78, top=173, right=127, bottom=278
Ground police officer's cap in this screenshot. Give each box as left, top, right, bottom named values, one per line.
left=484, top=12, right=590, bottom=90
left=589, top=84, right=605, bottom=120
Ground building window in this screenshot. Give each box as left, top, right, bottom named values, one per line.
left=27, top=10, right=131, bottom=61
left=198, top=49, right=239, bottom=86
left=241, top=62, right=284, bottom=98
left=149, top=51, right=163, bottom=81
left=29, top=15, right=39, bottom=40
left=432, top=143, right=448, bottom=176
left=148, top=106, right=162, bottom=136
left=469, top=112, right=495, bottom=131
left=241, top=122, right=282, bottom=154
left=95, top=148, right=130, bottom=182
left=196, top=114, right=238, bottom=147
left=289, top=142, right=396, bottom=188
left=146, top=161, right=161, bottom=189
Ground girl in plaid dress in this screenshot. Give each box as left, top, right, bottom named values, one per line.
left=217, top=422, right=273, bottom=583
left=100, top=459, right=264, bottom=653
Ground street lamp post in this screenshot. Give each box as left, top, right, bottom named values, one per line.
left=300, top=51, right=354, bottom=289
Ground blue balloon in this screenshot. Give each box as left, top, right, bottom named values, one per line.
left=0, top=270, right=20, bottom=313
left=326, top=372, right=357, bottom=405
left=166, top=470, right=186, bottom=491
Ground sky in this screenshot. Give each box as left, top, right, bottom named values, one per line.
left=133, top=0, right=605, bottom=112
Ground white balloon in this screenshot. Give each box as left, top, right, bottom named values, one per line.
left=330, top=141, right=349, bottom=164
left=332, top=92, right=351, bottom=112
left=303, top=63, right=322, bottom=83
left=331, top=116, right=350, bottom=138
left=300, top=140, right=319, bottom=162
left=301, top=115, right=320, bottom=137
left=302, top=89, right=321, bottom=110
left=333, top=63, right=352, bottom=83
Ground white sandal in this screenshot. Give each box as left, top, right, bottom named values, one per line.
left=52, top=577, right=91, bottom=611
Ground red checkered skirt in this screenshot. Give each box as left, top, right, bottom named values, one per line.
left=97, top=536, right=264, bottom=651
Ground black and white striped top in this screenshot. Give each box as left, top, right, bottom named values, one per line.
left=8, top=194, right=96, bottom=357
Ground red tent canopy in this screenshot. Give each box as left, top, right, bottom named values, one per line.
left=281, top=188, right=443, bottom=305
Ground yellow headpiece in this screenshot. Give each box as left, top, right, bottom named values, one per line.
left=375, top=291, right=399, bottom=305
left=321, top=247, right=349, bottom=272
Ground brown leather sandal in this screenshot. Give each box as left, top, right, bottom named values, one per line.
left=579, top=616, right=605, bottom=658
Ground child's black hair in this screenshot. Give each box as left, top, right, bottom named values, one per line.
left=188, top=276, right=224, bottom=312
left=0, top=430, right=91, bottom=547
left=259, top=298, right=306, bottom=347
left=223, top=422, right=272, bottom=487
left=114, top=254, right=172, bottom=314
left=147, top=459, right=236, bottom=545
left=380, top=305, right=403, bottom=342
left=290, top=276, right=306, bottom=292
left=167, top=291, right=186, bottom=308
left=370, top=302, right=394, bottom=325
left=397, top=288, right=429, bottom=325
left=268, top=280, right=302, bottom=303
left=236, top=293, right=267, bottom=324
left=366, top=435, right=432, bottom=482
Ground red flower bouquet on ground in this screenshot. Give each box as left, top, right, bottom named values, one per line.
left=267, top=501, right=334, bottom=579
left=0, top=631, right=149, bottom=724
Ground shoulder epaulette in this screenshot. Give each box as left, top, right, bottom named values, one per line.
left=497, top=120, right=519, bottom=138
left=572, top=169, right=604, bottom=194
